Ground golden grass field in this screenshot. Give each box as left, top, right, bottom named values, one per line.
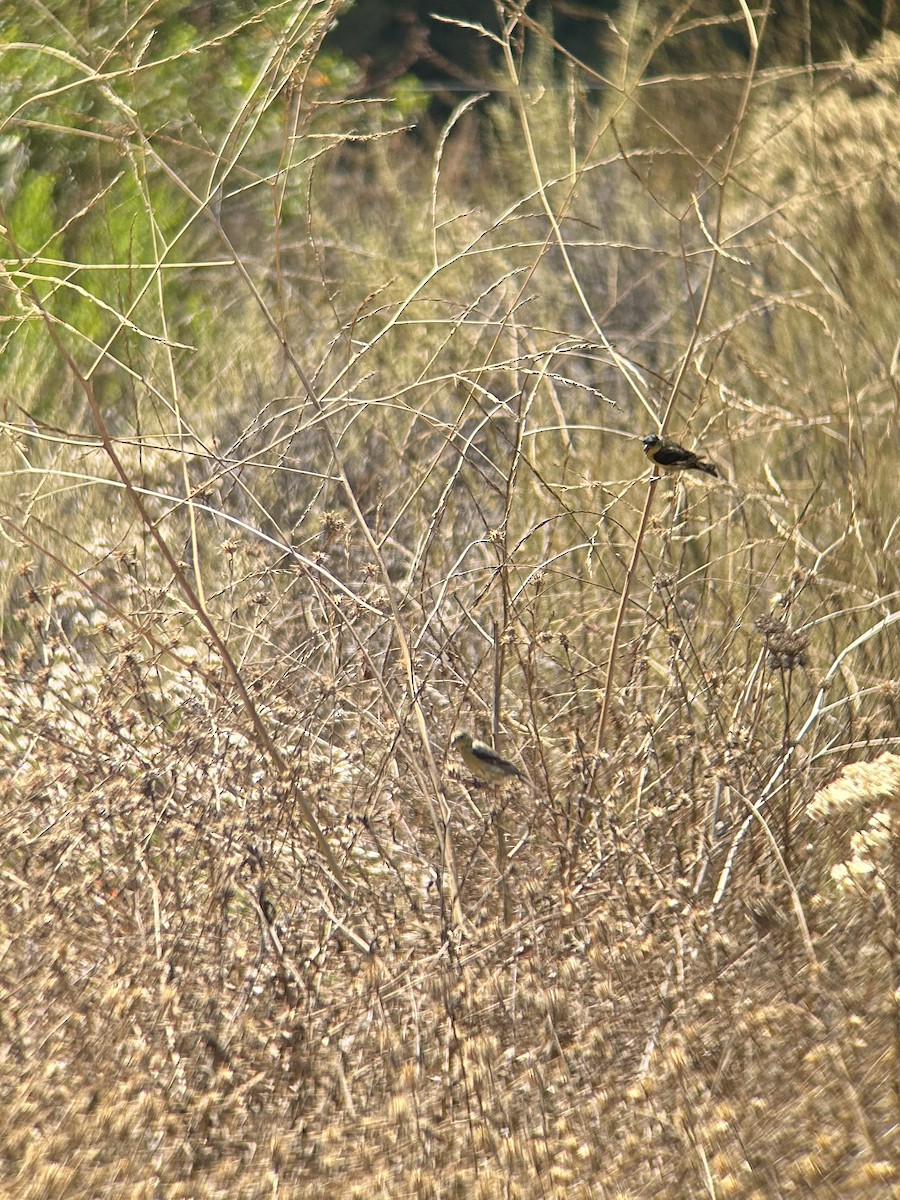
left=1, top=5, right=899, bottom=1196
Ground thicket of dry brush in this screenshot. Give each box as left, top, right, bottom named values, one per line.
left=1, top=7, right=899, bottom=1197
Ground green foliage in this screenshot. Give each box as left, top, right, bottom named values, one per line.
left=0, top=0, right=353, bottom=400
left=388, top=72, right=430, bottom=120
left=6, top=169, right=58, bottom=259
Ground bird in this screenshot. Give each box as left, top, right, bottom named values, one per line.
left=641, top=434, right=719, bottom=478
left=451, top=731, right=522, bottom=785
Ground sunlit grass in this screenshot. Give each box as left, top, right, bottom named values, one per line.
left=1, top=10, right=899, bottom=1198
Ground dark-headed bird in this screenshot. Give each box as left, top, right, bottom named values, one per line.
left=641, top=433, right=719, bottom=478
left=451, top=731, right=522, bottom=784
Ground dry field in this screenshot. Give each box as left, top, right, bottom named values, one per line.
left=1, top=5, right=899, bottom=1197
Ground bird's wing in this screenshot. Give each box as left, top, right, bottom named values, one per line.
left=473, top=743, right=521, bottom=775
left=662, top=444, right=696, bottom=465
left=653, top=443, right=698, bottom=468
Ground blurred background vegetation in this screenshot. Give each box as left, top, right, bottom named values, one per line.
left=1, top=2, right=899, bottom=1197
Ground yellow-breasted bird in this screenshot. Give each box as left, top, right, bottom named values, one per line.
left=451, top=731, right=522, bottom=784
left=641, top=434, right=719, bottom=478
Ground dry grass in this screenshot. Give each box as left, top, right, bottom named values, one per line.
left=1, top=7, right=899, bottom=1197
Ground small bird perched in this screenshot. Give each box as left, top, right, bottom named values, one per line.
left=641, top=434, right=719, bottom=478
left=451, top=731, right=522, bottom=784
